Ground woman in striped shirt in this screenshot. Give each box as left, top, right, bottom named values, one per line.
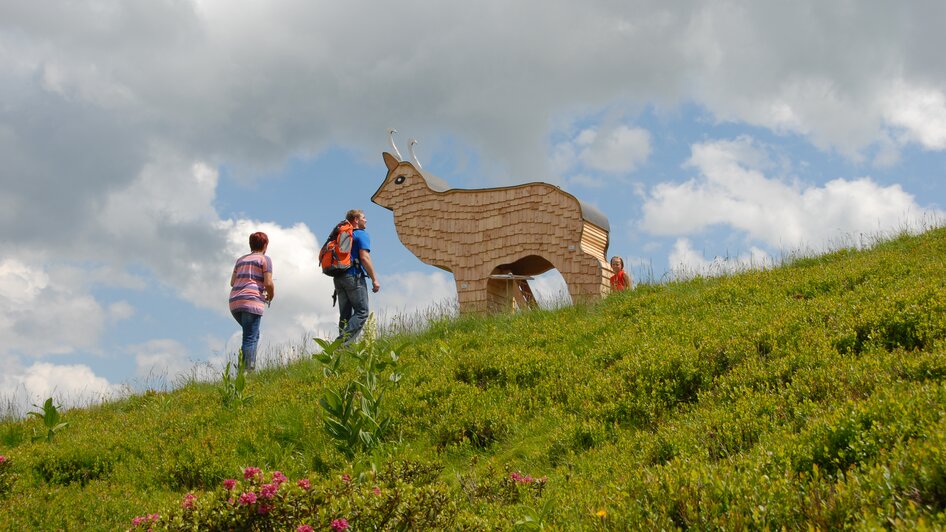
left=229, top=232, right=275, bottom=371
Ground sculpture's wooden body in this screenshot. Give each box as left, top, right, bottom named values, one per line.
left=372, top=152, right=611, bottom=313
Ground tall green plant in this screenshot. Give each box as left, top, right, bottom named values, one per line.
left=220, top=355, right=253, bottom=408
left=313, top=338, right=345, bottom=377
left=29, top=397, right=69, bottom=443
left=316, top=335, right=403, bottom=460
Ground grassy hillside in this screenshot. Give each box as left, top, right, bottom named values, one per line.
left=3, top=228, right=946, bottom=529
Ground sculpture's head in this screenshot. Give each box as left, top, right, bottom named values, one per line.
left=372, top=131, right=450, bottom=211
left=371, top=152, right=425, bottom=211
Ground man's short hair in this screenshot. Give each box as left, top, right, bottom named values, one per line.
left=346, top=209, right=364, bottom=222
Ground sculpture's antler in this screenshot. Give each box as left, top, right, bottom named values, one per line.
left=408, top=138, right=423, bottom=169
left=387, top=128, right=403, bottom=161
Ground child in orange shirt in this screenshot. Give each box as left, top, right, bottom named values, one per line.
left=609, top=256, right=632, bottom=292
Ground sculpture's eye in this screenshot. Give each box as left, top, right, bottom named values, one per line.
left=394, top=175, right=406, bottom=185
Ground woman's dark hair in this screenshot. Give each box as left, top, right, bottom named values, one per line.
left=249, top=232, right=269, bottom=252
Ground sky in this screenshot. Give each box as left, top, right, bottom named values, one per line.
left=3, top=1, right=946, bottom=413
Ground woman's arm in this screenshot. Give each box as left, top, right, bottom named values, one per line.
left=263, top=271, right=275, bottom=302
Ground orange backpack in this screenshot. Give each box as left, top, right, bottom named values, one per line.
left=319, top=220, right=355, bottom=277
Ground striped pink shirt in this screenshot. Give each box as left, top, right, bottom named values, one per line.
left=229, top=253, right=273, bottom=315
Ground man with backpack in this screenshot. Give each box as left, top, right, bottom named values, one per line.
left=326, top=209, right=380, bottom=344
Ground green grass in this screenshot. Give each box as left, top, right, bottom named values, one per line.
left=3, top=228, right=946, bottom=529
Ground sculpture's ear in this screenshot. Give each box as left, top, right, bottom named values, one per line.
left=383, top=152, right=400, bottom=172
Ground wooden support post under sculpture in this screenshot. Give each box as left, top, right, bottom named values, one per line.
left=371, top=133, right=612, bottom=314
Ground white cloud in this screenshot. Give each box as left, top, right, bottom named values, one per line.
left=882, top=80, right=946, bottom=150
left=371, top=270, right=458, bottom=331
left=97, top=153, right=220, bottom=244
left=641, top=137, right=942, bottom=250
left=678, top=3, right=912, bottom=160
left=550, top=141, right=578, bottom=176
left=0, top=259, right=107, bottom=357
left=0, top=258, right=48, bottom=305
left=529, top=269, right=571, bottom=308
left=132, top=339, right=195, bottom=380
left=668, top=238, right=773, bottom=279
left=108, top=301, right=135, bottom=322
left=553, top=125, right=652, bottom=176
left=0, top=360, right=125, bottom=415
left=0, top=151, right=233, bottom=361
left=579, top=126, right=652, bottom=173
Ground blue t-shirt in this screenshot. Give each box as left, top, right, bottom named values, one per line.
left=349, top=229, right=370, bottom=276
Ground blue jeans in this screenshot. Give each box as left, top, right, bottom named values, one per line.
left=334, top=273, right=369, bottom=343
left=232, top=311, right=262, bottom=370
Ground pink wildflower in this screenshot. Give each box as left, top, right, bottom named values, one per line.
left=373, top=486, right=382, bottom=496
left=223, top=478, right=237, bottom=490
left=243, top=466, right=262, bottom=480
left=511, top=471, right=535, bottom=484
left=297, top=526, right=314, bottom=532
left=0, top=455, right=6, bottom=464
left=260, top=483, right=278, bottom=499
left=271, top=470, right=287, bottom=485
left=257, top=504, right=273, bottom=514
left=181, top=493, right=197, bottom=509
left=331, top=518, right=350, bottom=531
left=341, top=473, right=351, bottom=483
left=238, top=492, right=258, bottom=505
left=228, top=498, right=235, bottom=505
left=297, top=478, right=311, bottom=490
left=132, top=513, right=159, bottom=528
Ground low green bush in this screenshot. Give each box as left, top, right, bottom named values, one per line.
left=32, top=445, right=114, bottom=487
left=147, top=462, right=466, bottom=530
left=0, top=454, right=15, bottom=497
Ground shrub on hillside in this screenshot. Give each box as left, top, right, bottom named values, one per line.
left=144, top=462, right=469, bottom=530
left=0, top=455, right=15, bottom=497
left=32, top=445, right=114, bottom=487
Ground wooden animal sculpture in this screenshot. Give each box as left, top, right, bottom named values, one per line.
left=372, top=135, right=611, bottom=313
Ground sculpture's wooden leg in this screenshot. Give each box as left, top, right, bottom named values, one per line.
left=455, top=274, right=490, bottom=314
left=560, top=253, right=610, bottom=305
left=485, top=276, right=515, bottom=313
